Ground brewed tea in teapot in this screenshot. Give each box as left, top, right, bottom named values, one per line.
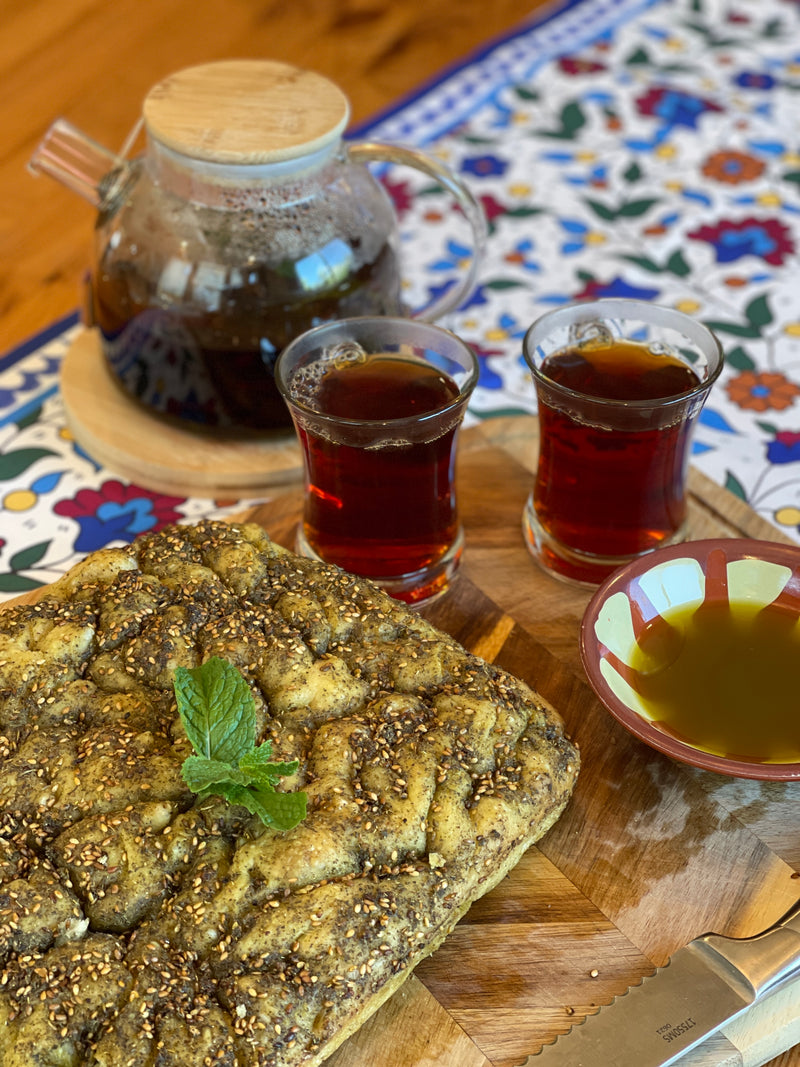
left=31, top=60, right=486, bottom=435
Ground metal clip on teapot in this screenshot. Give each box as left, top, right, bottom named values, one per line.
left=31, top=60, right=487, bottom=435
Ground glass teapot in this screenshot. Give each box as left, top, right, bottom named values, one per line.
left=31, top=60, right=487, bottom=435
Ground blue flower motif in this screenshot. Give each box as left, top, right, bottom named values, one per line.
left=496, top=312, right=527, bottom=340
left=430, top=240, right=475, bottom=271
left=54, top=481, right=184, bottom=554
left=576, top=277, right=660, bottom=301
left=477, top=357, right=505, bottom=391
left=747, top=140, right=786, bottom=155
left=766, top=431, right=800, bottom=464
left=698, top=408, right=738, bottom=434
left=636, top=87, right=722, bottom=130
left=461, top=155, right=508, bottom=178
left=70, top=515, right=140, bottom=554
left=30, top=471, right=63, bottom=495
left=688, top=218, right=793, bottom=265
left=559, top=218, right=591, bottom=254
left=734, top=71, right=777, bottom=90
left=459, top=284, right=491, bottom=311
left=505, top=237, right=541, bottom=272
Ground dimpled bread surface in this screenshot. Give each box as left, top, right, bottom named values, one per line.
left=0, top=520, right=579, bottom=1066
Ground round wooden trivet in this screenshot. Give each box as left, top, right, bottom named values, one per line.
left=59, top=328, right=303, bottom=498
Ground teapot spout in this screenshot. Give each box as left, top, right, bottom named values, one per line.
left=29, top=117, right=129, bottom=208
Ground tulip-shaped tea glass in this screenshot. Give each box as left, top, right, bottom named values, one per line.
left=275, top=317, right=478, bottom=604
left=523, top=299, right=724, bottom=586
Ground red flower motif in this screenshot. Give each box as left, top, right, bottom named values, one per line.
left=478, top=194, right=508, bottom=224
left=54, top=480, right=185, bottom=553
left=558, top=56, right=607, bottom=75
left=381, top=177, right=414, bottom=218
left=636, top=86, right=723, bottom=129
left=688, top=217, right=794, bottom=266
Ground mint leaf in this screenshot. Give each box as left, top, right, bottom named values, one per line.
left=251, top=788, right=308, bottom=832
left=240, top=742, right=299, bottom=787
left=173, top=657, right=255, bottom=762
left=221, top=782, right=309, bottom=831
left=240, top=738, right=273, bottom=765
left=182, top=754, right=249, bottom=793
left=243, top=764, right=299, bottom=792
left=173, top=658, right=307, bottom=832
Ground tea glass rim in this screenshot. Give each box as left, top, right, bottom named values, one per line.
left=523, top=297, right=725, bottom=411
left=274, top=315, right=480, bottom=431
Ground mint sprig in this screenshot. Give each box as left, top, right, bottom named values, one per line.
left=173, top=657, right=307, bottom=831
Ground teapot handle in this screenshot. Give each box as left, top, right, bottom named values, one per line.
left=346, top=141, right=487, bottom=322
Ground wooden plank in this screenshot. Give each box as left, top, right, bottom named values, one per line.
left=5, top=417, right=800, bottom=1066
left=242, top=418, right=800, bottom=1065
left=326, top=978, right=491, bottom=1067
left=0, top=0, right=556, bottom=353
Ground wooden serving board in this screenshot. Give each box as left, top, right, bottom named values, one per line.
left=243, top=416, right=800, bottom=1067
left=7, top=415, right=800, bottom=1065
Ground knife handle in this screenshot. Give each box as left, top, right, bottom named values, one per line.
left=696, top=897, right=800, bottom=1003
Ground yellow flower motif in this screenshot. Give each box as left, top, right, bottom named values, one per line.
left=508, top=183, right=533, bottom=197
left=485, top=328, right=509, bottom=342
left=783, top=323, right=800, bottom=337
left=664, top=36, right=685, bottom=51
left=4, top=490, right=37, bottom=512
left=783, top=151, right=800, bottom=166
left=575, top=151, right=597, bottom=163
left=675, top=299, right=702, bottom=315
left=655, top=144, right=677, bottom=159
left=775, top=506, right=800, bottom=528
left=59, top=426, right=74, bottom=441
left=757, top=192, right=782, bottom=208
left=664, top=180, right=684, bottom=192
left=585, top=232, right=607, bottom=245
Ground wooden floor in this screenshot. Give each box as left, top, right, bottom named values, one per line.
left=1, top=0, right=559, bottom=353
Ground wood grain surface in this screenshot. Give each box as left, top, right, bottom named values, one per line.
left=1, top=0, right=558, bottom=353
left=4, top=415, right=800, bottom=1065
left=5, top=0, right=800, bottom=1061
left=242, top=416, right=800, bottom=1067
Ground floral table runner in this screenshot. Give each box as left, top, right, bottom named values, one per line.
left=3, top=0, right=800, bottom=598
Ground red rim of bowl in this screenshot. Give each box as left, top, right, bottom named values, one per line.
left=580, top=538, right=800, bottom=781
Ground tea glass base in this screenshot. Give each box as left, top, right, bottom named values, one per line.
left=294, top=525, right=465, bottom=608
left=522, top=493, right=688, bottom=588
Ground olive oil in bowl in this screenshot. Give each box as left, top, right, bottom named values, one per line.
left=630, top=598, right=800, bottom=763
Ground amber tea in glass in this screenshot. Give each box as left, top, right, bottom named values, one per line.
left=523, top=299, right=724, bottom=586
left=275, top=317, right=478, bottom=604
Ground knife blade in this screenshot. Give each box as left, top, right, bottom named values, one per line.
left=525, top=897, right=800, bottom=1067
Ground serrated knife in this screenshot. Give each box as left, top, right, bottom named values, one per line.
left=525, top=898, right=800, bottom=1066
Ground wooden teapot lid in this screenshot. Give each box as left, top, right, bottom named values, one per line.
left=143, top=59, right=351, bottom=164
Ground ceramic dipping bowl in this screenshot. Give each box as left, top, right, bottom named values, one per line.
left=580, top=538, right=800, bottom=780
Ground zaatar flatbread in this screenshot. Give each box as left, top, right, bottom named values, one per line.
left=0, top=520, right=578, bottom=1066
